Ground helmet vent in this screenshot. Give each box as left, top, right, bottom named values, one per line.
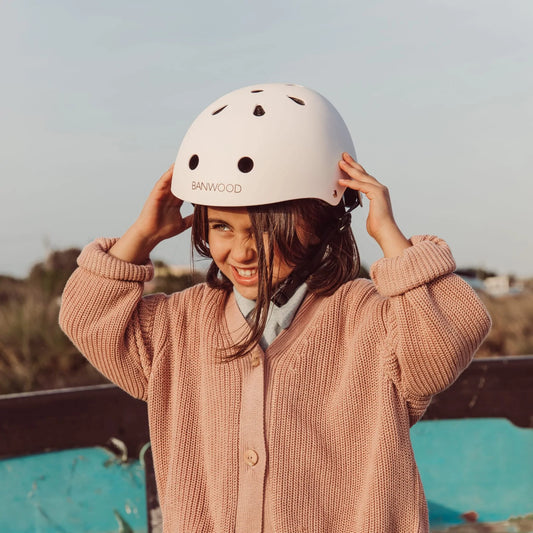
left=238, top=157, right=254, bottom=173
left=212, top=105, right=227, bottom=116
left=189, top=155, right=199, bottom=170
left=253, top=105, right=265, bottom=116
left=251, top=89, right=263, bottom=93
left=288, top=96, right=305, bottom=106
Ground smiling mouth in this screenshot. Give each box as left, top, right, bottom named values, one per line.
left=234, top=267, right=257, bottom=278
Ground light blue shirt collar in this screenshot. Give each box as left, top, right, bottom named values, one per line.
left=234, top=283, right=308, bottom=348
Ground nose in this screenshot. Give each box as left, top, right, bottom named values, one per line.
left=231, top=234, right=257, bottom=264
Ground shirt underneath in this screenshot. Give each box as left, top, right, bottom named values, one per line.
left=233, top=284, right=308, bottom=349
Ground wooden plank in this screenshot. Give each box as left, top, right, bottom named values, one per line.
left=423, top=356, right=533, bottom=428
left=0, top=384, right=149, bottom=459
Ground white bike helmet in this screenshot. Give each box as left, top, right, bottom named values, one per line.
left=171, top=83, right=360, bottom=208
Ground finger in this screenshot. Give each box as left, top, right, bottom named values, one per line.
left=339, top=158, right=368, bottom=177
left=339, top=172, right=390, bottom=200
left=339, top=178, right=380, bottom=198
left=182, top=213, right=194, bottom=229
left=341, top=153, right=368, bottom=174
left=339, top=163, right=371, bottom=185
left=154, top=167, right=178, bottom=198
left=339, top=160, right=383, bottom=186
left=160, top=165, right=175, bottom=182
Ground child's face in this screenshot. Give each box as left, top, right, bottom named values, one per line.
left=207, top=206, right=296, bottom=300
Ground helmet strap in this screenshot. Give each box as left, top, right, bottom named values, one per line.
left=271, top=270, right=308, bottom=307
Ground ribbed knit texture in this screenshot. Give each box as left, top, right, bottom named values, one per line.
left=59, top=235, right=491, bottom=533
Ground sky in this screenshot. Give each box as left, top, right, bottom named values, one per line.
left=1, top=0, right=532, bottom=278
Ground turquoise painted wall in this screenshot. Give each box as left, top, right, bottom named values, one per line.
left=1, top=418, right=531, bottom=532
left=0, top=447, right=147, bottom=533
left=411, top=418, right=533, bottom=529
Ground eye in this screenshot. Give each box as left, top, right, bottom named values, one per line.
left=238, top=157, right=254, bottom=173
left=209, top=222, right=231, bottom=232
left=189, top=154, right=199, bottom=170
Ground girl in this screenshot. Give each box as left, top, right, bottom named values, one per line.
left=59, top=84, right=491, bottom=532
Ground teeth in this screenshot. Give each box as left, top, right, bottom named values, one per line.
left=236, top=268, right=257, bottom=278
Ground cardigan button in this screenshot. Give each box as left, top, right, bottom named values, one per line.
left=251, top=355, right=261, bottom=367
left=244, top=449, right=259, bottom=467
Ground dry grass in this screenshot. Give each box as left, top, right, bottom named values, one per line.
left=476, top=290, right=533, bottom=358
left=0, top=292, right=106, bottom=393
left=0, top=250, right=205, bottom=395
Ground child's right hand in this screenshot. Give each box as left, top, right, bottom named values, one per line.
left=109, top=166, right=193, bottom=264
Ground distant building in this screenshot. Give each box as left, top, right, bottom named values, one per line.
left=459, top=275, right=486, bottom=292
left=484, top=275, right=510, bottom=297
left=154, top=264, right=196, bottom=278
left=456, top=269, right=524, bottom=297
left=455, top=269, right=487, bottom=291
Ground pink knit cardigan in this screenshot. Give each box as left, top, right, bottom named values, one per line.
left=59, top=235, right=491, bottom=533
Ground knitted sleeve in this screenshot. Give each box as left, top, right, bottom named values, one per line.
left=370, top=235, right=491, bottom=402
left=59, top=238, right=165, bottom=401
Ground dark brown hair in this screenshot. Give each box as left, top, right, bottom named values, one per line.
left=192, top=199, right=360, bottom=360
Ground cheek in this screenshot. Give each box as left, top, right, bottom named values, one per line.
left=207, top=233, right=219, bottom=259
left=207, top=236, right=227, bottom=265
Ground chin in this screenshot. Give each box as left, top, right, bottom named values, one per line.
left=235, top=286, right=258, bottom=300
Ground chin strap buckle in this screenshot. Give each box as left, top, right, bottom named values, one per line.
left=271, top=274, right=302, bottom=307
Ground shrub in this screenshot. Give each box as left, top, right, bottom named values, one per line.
left=0, top=251, right=205, bottom=394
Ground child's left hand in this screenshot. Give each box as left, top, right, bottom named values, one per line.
left=338, top=153, right=412, bottom=258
